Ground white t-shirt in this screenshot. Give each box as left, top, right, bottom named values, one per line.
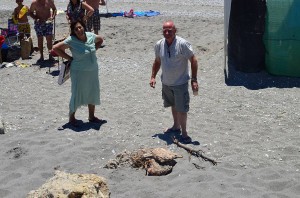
left=155, top=36, right=194, bottom=86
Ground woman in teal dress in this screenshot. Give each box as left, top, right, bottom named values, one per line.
left=53, top=20, right=104, bottom=126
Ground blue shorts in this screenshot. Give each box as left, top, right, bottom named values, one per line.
left=162, top=83, right=190, bottom=112
left=34, top=21, right=53, bottom=37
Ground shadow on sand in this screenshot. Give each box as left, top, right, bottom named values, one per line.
left=32, top=59, right=60, bottom=75
left=58, top=119, right=107, bottom=132
left=152, top=131, right=200, bottom=146
left=225, top=63, right=300, bottom=90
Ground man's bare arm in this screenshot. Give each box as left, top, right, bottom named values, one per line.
left=189, top=55, right=199, bottom=92
left=151, top=57, right=161, bottom=79
left=190, top=55, right=198, bottom=79
left=49, top=0, right=57, bottom=18
left=29, top=2, right=38, bottom=20
left=150, top=57, right=161, bottom=88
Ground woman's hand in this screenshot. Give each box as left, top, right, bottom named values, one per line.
left=83, top=15, right=89, bottom=22
left=95, top=35, right=104, bottom=50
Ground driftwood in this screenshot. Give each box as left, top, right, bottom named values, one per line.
left=144, top=159, right=173, bottom=176
left=172, top=137, right=218, bottom=166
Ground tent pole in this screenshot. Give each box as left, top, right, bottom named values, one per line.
left=106, top=0, right=109, bottom=14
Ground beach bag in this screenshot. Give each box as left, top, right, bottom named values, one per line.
left=20, top=37, right=32, bottom=59
left=18, top=6, right=28, bottom=19
left=58, top=60, right=71, bottom=85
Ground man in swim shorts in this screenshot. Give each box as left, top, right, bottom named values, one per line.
left=85, top=0, right=106, bottom=35
left=29, top=0, right=57, bottom=61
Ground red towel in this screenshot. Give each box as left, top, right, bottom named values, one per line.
left=0, top=35, right=5, bottom=48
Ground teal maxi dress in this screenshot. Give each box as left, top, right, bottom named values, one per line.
left=63, top=32, right=100, bottom=114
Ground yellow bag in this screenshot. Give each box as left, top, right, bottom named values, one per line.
left=20, top=37, right=32, bottom=60
left=18, top=6, right=28, bottom=19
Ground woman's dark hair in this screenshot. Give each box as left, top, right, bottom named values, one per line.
left=70, top=20, right=87, bottom=38
left=70, top=0, right=81, bottom=10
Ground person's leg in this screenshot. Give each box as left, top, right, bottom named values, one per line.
left=88, top=104, right=95, bottom=119
left=46, top=35, right=53, bottom=60
left=46, top=35, right=53, bottom=50
left=34, top=22, right=44, bottom=60
left=177, top=111, right=188, bottom=137
left=88, top=104, right=102, bottom=122
left=173, top=83, right=190, bottom=139
left=37, top=36, right=44, bottom=60
left=69, top=112, right=76, bottom=123
left=17, top=23, right=25, bottom=41
left=19, top=32, right=25, bottom=41
left=86, top=17, right=93, bottom=32
left=171, top=106, right=180, bottom=130
left=162, top=84, right=179, bottom=132
left=93, top=14, right=100, bottom=35
left=44, top=22, right=54, bottom=60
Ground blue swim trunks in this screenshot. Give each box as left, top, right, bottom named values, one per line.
left=34, top=21, right=53, bottom=37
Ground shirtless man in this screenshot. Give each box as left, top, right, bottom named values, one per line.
left=29, top=0, right=57, bottom=61
left=84, top=0, right=106, bottom=35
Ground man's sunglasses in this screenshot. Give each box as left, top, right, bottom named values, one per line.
left=163, top=29, right=174, bottom=34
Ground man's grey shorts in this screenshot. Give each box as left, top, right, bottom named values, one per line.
left=162, top=83, right=190, bottom=112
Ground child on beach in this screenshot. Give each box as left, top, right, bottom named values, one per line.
left=13, top=0, right=31, bottom=41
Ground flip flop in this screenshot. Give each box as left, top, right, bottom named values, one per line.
left=180, top=136, right=192, bottom=144
left=88, top=117, right=103, bottom=123
left=164, top=128, right=181, bottom=134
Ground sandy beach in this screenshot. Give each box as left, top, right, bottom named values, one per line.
left=0, top=0, right=300, bottom=197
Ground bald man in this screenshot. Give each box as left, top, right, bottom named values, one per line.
left=150, top=20, right=199, bottom=144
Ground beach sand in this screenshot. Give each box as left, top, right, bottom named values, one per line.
left=0, top=0, right=300, bottom=197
